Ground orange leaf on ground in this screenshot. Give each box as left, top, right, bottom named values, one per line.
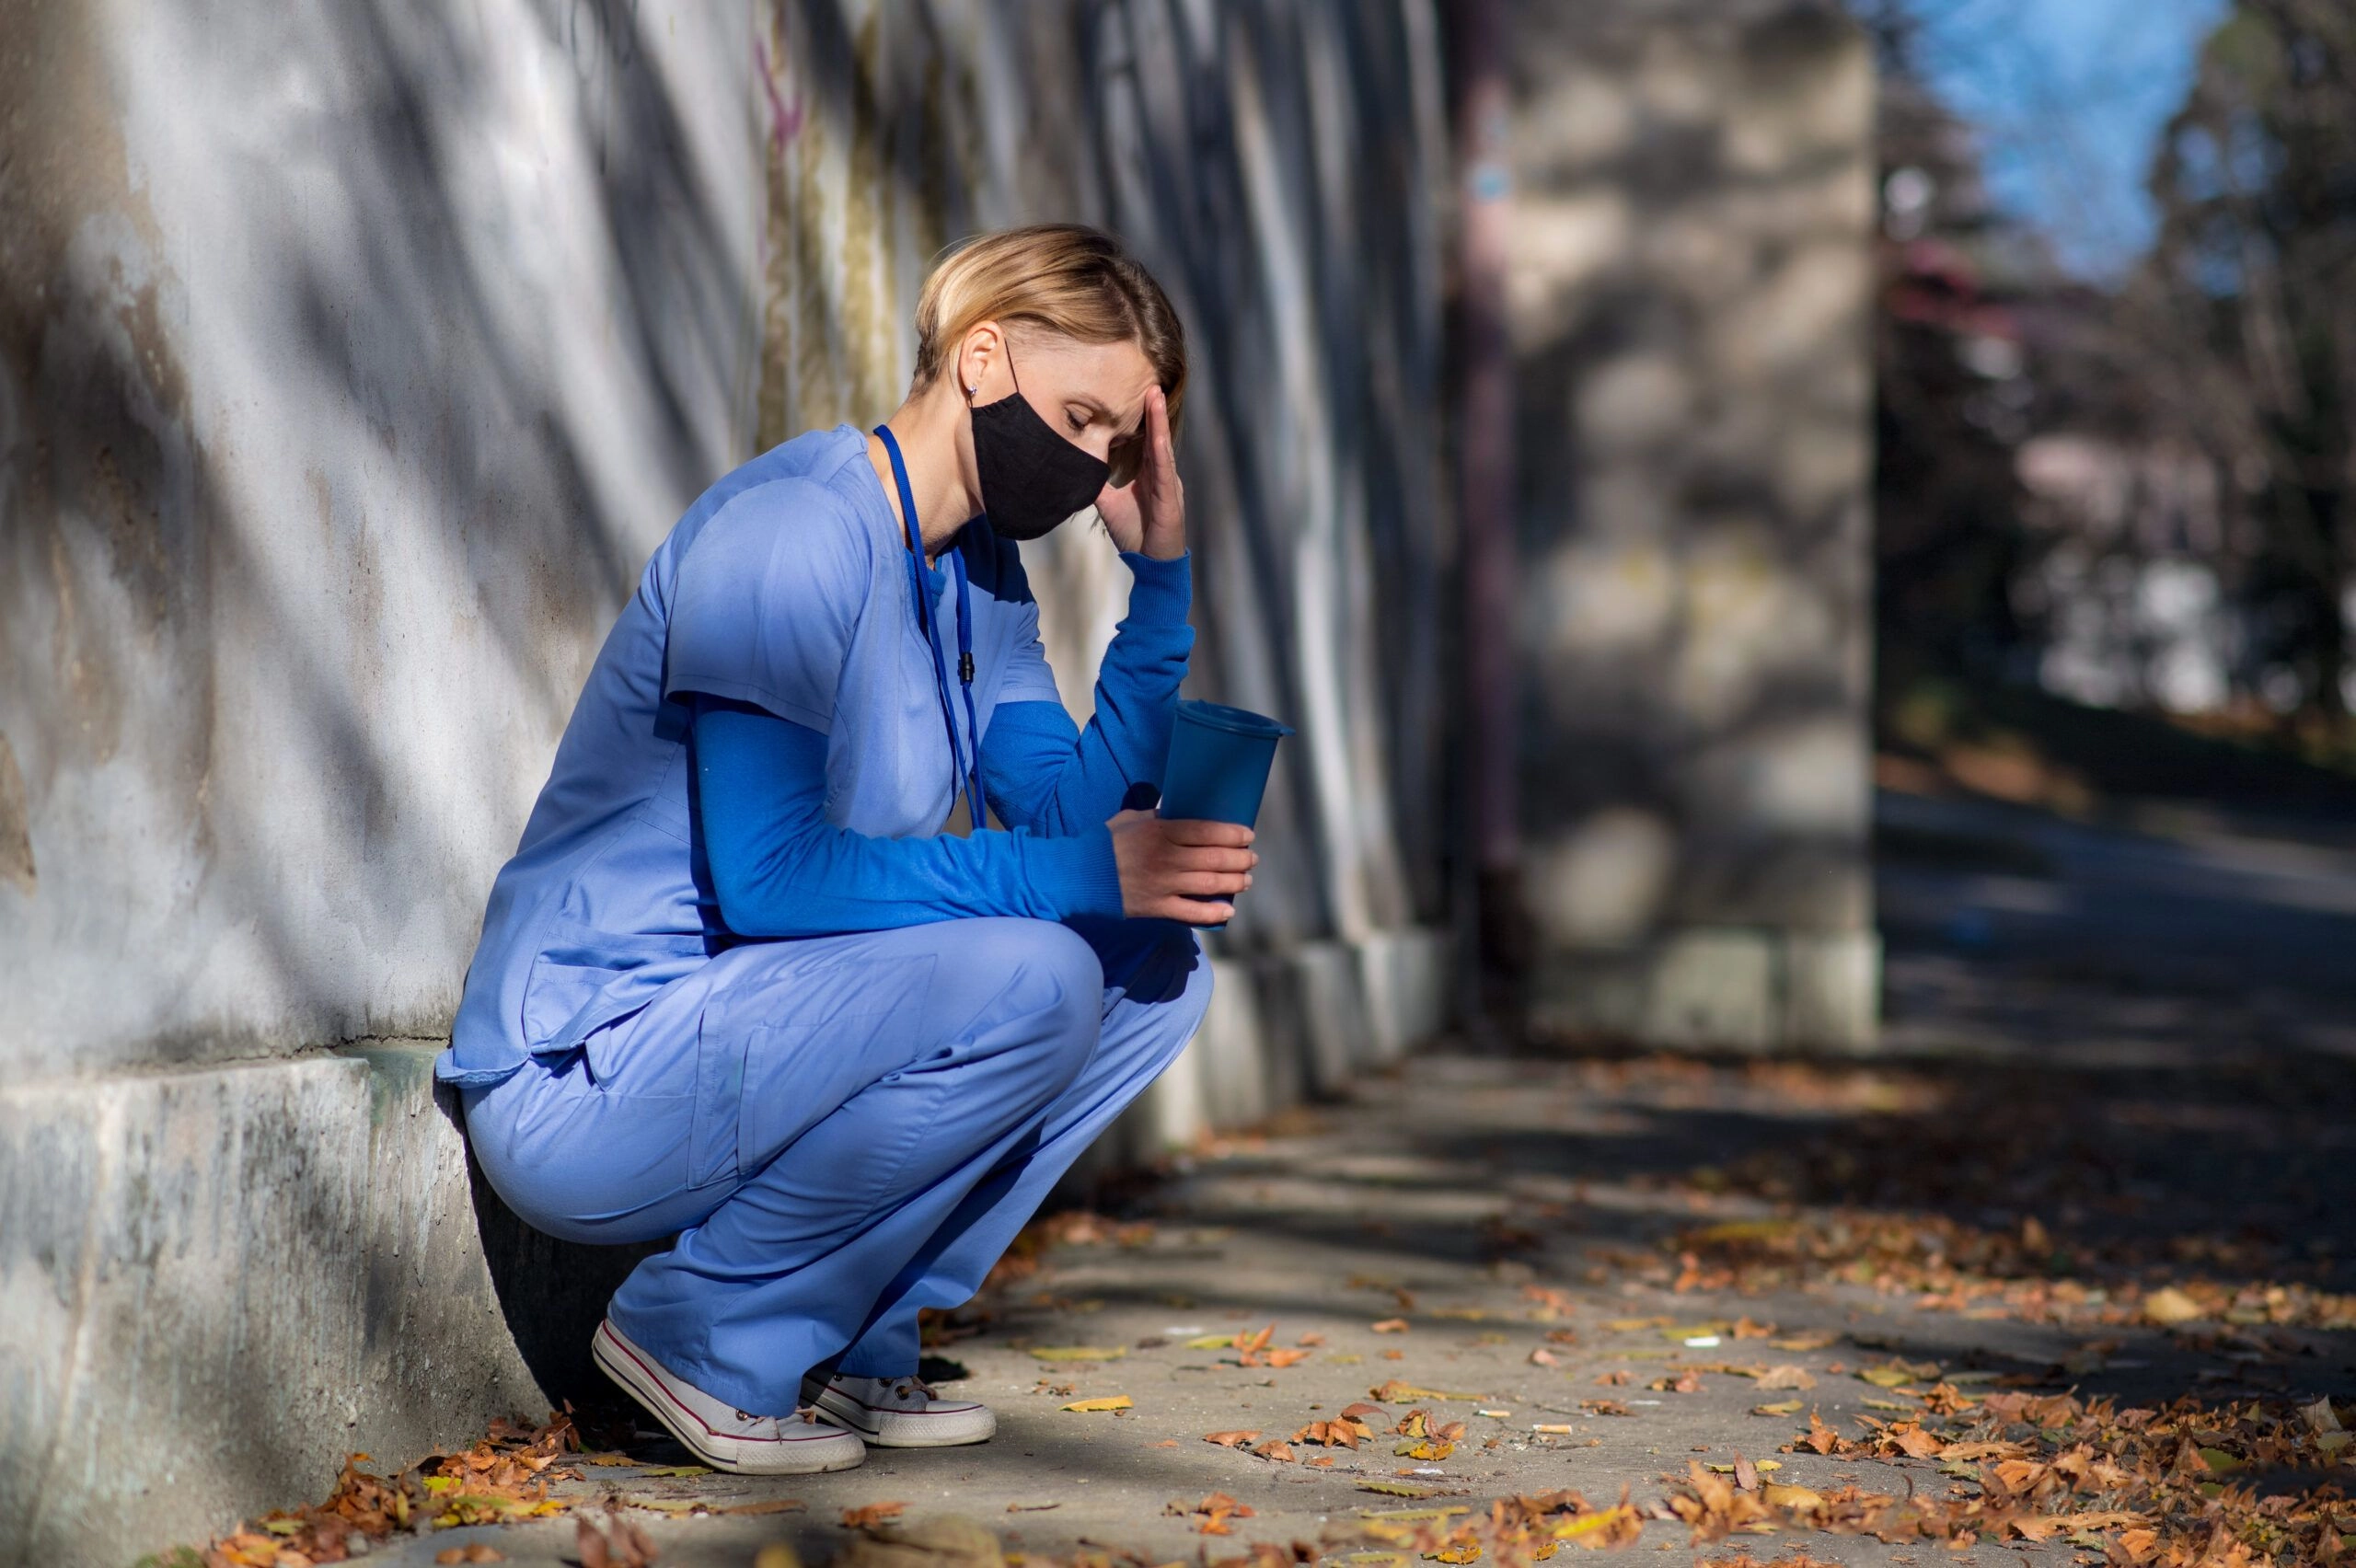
left=1202, top=1429, right=1261, bottom=1447
left=1290, top=1416, right=1372, bottom=1448
left=1165, top=1491, right=1256, bottom=1536
left=1889, top=1424, right=1945, bottom=1458
left=1371, top=1317, right=1410, bottom=1333
left=840, top=1502, right=910, bottom=1529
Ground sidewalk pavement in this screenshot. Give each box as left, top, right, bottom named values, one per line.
left=337, top=1022, right=2356, bottom=1568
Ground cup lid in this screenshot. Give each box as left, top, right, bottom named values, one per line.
left=1175, top=698, right=1297, bottom=738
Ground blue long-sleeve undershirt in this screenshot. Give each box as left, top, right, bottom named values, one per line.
left=691, top=549, right=1194, bottom=940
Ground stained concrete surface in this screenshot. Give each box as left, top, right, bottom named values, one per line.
left=353, top=1030, right=2356, bottom=1568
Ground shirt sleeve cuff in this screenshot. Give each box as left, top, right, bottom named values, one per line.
left=1021, top=823, right=1126, bottom=919
left=1119, top=548, right=1192, bottom=628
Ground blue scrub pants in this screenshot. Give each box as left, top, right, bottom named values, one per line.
left=461, top=916, right=1209, bottom=1417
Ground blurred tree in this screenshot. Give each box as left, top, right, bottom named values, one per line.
left=2142, top=1, right=2356, bottom=723
left=1850, top=4, right=2050, bottom=693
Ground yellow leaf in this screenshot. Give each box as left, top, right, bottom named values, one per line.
left=1659, top=1322, right=1727, bottom=1343
left=1761, top=1482, right=1823, bottom=1511
left=1061, top=1395, right=1134, bottom=1412
left=1750, top=1400, right=1805, bottom=1416
left=1552, top=1505, right=1639, bottom=1541
left=1031, top=1345, right=1126, bottom=1362
left=2142, top=1286, right=2203, bottom=1326
left=1395, top=1439, right=1455, bottom=1460
left=1184, top=1333, right=1238, bottom=1350
left=1858, top=1362, right=1919, bottom=1388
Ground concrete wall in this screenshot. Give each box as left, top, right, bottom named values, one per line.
left=0, top=3, right=1450, bottom=1562
left=1507, top=0, right=1880, bottom=1049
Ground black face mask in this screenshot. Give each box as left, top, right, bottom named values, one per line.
left=968, top=346, right=1111, bottom=541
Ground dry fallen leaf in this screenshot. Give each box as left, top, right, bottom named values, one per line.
left=1059, top=1395, right=1133, bottom=1412
left=1165, top=1491, right=1255, bottom=1536
left=1250, top=1439, right=1297, bottom=1462
left=1202, top=1429, right=1261, bottom=1447
left=1291, top=1416, right=1373, bottom=1448
left=839, top=1502, right=910, bottom=1529
left=575, top=1511, right=656, bottom=1568
left=1754, top=1365, right=1816, bottom=1390
left=1761, top=1481, right=1824, bottom=1512
left=1029, top=1345, right=1126, bottom=1362
left=2141, top=1286, right=2203, bottom=1326
left=435, top=1549, right=504, bottom=1565
left=1370, top=1318, right=1410, bottom=1333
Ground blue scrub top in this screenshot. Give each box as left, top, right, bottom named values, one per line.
left=439, top=424, right=1064, bottom=1089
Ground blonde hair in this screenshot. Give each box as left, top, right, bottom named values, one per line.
left=912, top=224, right=1186, bottom=486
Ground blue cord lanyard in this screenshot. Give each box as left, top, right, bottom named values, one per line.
left=874, top=424, right=987, bottom=829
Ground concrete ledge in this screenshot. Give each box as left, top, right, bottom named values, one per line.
left=1530, top=927, right=1880, bottom=1052
left=0, top=1052, right=544, bottom=1568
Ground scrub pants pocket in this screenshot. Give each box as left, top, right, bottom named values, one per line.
left=687, top=1012, right=749, bottom=1189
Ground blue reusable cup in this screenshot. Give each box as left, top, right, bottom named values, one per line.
left=1157, top=699, right=1294, bottom=927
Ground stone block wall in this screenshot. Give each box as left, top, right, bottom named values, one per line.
left=1507, top=0, right=1880, bottom=1049
left=0, top=3, right=1451, bottom=1562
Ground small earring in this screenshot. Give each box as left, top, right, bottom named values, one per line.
left=966, top=383, right=979, bottom=396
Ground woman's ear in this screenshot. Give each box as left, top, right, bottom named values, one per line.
left=958, top=322, right=1004, bottom=401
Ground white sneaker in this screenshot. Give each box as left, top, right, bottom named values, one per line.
left=592, top=1319, right=867, bottom=1474
left=803, top=1370, right=998, bottom=1447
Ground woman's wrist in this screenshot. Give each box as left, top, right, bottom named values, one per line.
left=1119, top=548, right=1191, bottom=627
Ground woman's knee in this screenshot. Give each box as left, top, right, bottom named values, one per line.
left=945, top=918, right=1103, bottom=1069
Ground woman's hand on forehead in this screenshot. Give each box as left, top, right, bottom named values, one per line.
left=1095, top=384, right=1184, bottom=560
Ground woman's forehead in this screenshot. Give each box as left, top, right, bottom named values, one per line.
left=1034, top=337, right=1158, bottom=427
